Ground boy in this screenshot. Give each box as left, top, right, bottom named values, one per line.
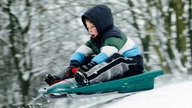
left=45, top=4, right=143, bottom=86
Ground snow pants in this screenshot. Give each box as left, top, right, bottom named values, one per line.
left=83, top=53, right=144, bottom=84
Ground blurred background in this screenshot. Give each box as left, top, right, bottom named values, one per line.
left=0, top=0, right=191, bottom=107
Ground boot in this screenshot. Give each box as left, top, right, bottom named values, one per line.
left=74, top=71, right=89, bottom=86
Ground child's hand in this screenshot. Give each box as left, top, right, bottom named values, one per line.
left=64, top=66, right=78, bottom=78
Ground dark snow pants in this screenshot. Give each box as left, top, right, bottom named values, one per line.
left=83, top=53, right=144, bottom=84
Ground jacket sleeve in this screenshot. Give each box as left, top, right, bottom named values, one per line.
left=91, top=37, right=122, bottom=64
left=70, top=42, right=94, bottom=64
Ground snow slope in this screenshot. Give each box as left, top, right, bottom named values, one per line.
left=45, top=74, right=192, bottom=108
left=102, top=81, right=192, bottom=108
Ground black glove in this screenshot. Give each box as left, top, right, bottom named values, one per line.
left=70, top=60, right=80, bottom=67
left=79, top=62, right=97, bottom=72
left=44, top=74, right=62, bottom=86
left=64, top=66, right=78, bottom=78
left=61, top=60, right=80, bottom=79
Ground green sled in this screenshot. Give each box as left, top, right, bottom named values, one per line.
left=39, top=70, right=163, bottom=95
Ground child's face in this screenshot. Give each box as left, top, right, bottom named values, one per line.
left=85, top=19, right=98, bottom=38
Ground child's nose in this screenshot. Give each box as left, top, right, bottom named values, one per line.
left=88, top=28, right=92, bottom=33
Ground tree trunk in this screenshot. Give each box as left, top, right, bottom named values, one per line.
left=6, top=0, right=32, bottom=105
left=188, top=0, right=192, bottom=72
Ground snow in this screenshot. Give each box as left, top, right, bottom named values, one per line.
left=18, top=71, right=191, bottom=106
left=46, top=74, right=192, bottom=108
left=22, top=72, right=30, bottom=81
left=102, top=81, right=192, bottom=108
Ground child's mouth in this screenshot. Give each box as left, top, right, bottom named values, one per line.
left=91, top=34, right=95, bottom=38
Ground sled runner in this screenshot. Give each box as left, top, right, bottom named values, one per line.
left=39, top=70, right=163, bottom=98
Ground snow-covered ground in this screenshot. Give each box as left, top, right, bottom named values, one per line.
left=102, top=81, right=192, bottom=108
left=37, top=74, right=192, bottom=108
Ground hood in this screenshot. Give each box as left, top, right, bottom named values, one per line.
left=81, top=5, right=114, bottom=35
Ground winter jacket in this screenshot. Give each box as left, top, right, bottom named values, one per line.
left=70, top=5, right=141, bottom=65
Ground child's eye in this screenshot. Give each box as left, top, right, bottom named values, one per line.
left=90, top=26, right=95, bottom=29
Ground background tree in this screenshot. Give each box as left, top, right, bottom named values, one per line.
left=188, top=0, right=192, bottom=72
